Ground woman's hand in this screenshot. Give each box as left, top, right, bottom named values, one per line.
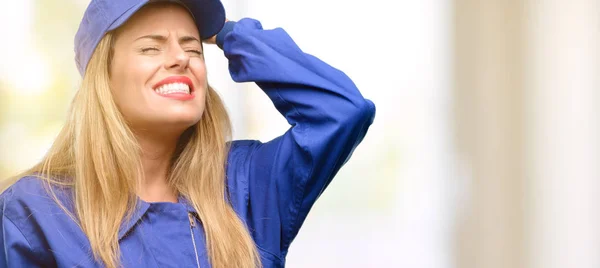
left=204, top=19, right=229, bottom=45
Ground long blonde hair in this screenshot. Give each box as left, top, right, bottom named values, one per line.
left=7, top=31, right=261, bottom=268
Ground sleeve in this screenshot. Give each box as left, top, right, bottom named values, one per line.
left=0, top=193, right=44, bottom=268
left=222, top=18, right=376, bottom=256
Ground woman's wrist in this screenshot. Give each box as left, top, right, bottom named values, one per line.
left=216, top=20, right=237, bottom=49
left=203, top=19, right=235, bottom=48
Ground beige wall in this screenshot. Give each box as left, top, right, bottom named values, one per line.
left=453, top=1, right=526, bottom=268
left=454, top=0, right=600, bottom=268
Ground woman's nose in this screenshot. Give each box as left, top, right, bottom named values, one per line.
left=164, top=44, right=190, bottom=72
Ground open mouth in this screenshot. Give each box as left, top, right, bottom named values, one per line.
left=152, top=76, right=195, bottom=100
left=155, top=82, right=191, bottom=94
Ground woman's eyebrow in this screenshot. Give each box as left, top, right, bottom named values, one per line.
left=134, top=34, right=200, bottom=44
left=135, top=34, right=167, bottom=42
left=179, top=36, right=201, bottom=44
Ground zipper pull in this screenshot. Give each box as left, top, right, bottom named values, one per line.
left=188, top=213, right=196, bottom=228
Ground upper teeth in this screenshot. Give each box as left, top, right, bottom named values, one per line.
left=155, top=83, right=190, bottom=94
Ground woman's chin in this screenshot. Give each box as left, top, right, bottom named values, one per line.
left=160, top=109, right=203, bottom=123
left=163, top=116, right=202, bottom=129
left=134, top=114, right=203, bottom=134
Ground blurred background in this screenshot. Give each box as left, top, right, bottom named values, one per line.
left=0, top=0, right=598, bottom=267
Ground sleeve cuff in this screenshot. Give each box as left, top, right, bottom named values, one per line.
left=216, top=21, right=237, bottom=49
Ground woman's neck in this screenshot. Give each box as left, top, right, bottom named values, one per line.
left=136, top=131, right=180, bottom=203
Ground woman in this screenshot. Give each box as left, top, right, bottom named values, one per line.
left=0, top=0, right=375, bottom=267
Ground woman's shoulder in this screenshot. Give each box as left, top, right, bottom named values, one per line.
left=2, top=175, right=57, bottom=201
left=0, top=176, right=82, bottom=265
left=2, top=176, right=49, bottom=206
left=227, top=139, right=263, bottom=167
left=1, top=175, right=74, bottom=223
left=229, top=139, right=262, bottom=152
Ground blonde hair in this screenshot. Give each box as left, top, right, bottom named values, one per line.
left=7, top=31, right=261, bottom=268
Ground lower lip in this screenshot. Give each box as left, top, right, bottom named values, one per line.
left=155, top=91, right=195, bottom=101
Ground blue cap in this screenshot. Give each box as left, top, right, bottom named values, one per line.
left=74, top=0, right=225, bottom=76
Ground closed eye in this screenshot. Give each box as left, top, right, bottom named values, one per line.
left=140, top=47, right=160, bottom=53
left=186, top=50, right=203, bottom=55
